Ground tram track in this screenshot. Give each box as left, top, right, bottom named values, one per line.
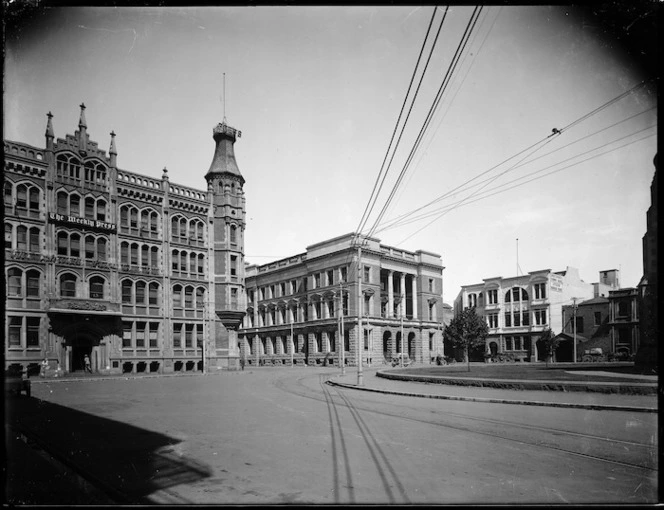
left=274, top=371, right=658, bottom=473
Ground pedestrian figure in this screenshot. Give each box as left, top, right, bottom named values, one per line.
left=240, top=358, right=245, bottom=371
left=84, top=354, right=92, bottom=373
left=40, top=358, right=49, bottom=377
left=54, top=360, right=63, bottom=378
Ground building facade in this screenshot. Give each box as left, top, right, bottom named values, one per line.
left=453, top=267, right=613, bottom=362
left=560, top=296, right=611, bottom=361
left=4, top=105, right=246, bottom=375
left=239, top=233, right=445, bottom=366
left=607, top=288, right=640, bottom=357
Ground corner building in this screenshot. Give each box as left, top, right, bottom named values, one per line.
left=241, top=234, right=445, bottom=367
left=4, top=105, right=246, bottom=375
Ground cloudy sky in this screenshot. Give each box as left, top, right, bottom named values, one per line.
left=4, top=5, right=657, bottom=304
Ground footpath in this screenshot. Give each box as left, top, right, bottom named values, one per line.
left=327, top=367, right=659, bottom=413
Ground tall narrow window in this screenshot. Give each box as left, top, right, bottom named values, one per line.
left=57, top=192, right=68, bottom=215
left=185, top=324, right=194, bottom=348
left=149, top=282, right=159, bottom=305
left=97, top=238, right=107, bottom=261
left=130, top=243, right=138, bottom=266
left=230, top=255, right=237, bottom=276
left=172, top=323, right=182, bottom=348
left=149, top=323, right=159, bottom=348
left=196, top=287, right=205, bottom=307
left=90, top=276, right=104, bottom=299
left=60, top=273, right=77, bottom=297
left=120, top=242, right=129, bottom=265
left=173, top=285, right=182, bottom=308
left=189, top=253, right=197, bottom=274
left=5, top=224, right=12, bottom=250
left=29, top=187, right=40, bottom=211
left=28, top=227, right=40, bottom=253
left=141, top=245, right=149, bottom=267
left=26, top=270, right=40, bottom=298
left=26, top=317, right=40, bottom=347
left=135, top=281, right=146, bottom=304
left=9, top=317, right=22, bottom=347
left=197, top=254, right=204, bottom=274
left=122, top=280, right=133, bottom=303
left=7, top=268, right=22, bottom=296
left=151, top=246, right=159, bottom=267
left=184, top=286, right=194, bottom=308
left=70, top=234, right=80, bottom=258
left=70, top=195, right=80, bottom=216
left=85, top=197, right=95, bottom=219
left=16, top=185, right=27, bottom=209
left=16, top=226, right=27, bottom=251
left=122, top=322, right=133, bottom=348
left=85, top=236, right=95, bottom=259
left=230, top=224, right=237, bottom=244
left=136, top=322, right=146, bottom=348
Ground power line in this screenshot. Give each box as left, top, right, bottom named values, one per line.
left=365, top=6, right=484, bottom=240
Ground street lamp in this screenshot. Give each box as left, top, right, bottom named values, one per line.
left=356, top=239, right=364, bottom=386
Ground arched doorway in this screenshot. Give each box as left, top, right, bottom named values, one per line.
left=50, top=315, right=111, bottom=373
left=408, top=332, right=416, bottom=360
left=489, top=341, right=498, bottom=356
left=396, top=332, right=402, bottom=355
left=68, top=330, right=96, bottom=372
left=382, top=331, right=391, bottom=360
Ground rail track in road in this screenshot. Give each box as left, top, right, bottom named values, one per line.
left=273, top=371, right=658, bottom=474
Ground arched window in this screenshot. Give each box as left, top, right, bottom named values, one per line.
left=7, top=268, right=22, bottom=296
left=148, top=282, right=159, bottom=305
left=180, top=251, right=187, bottom=272
left=141, top=210, right=150, bottom=232
left=120, top=206, right=129, bottom=228
left=60, top=273, right=77, bottom=297
left=197, top=254, right=204, bottom=274
left=16, top=226, right=27, bottom=251
left=26, top=270, right=40, bottom=297
left=90, top=276, right=104, bottom=299
left=5, top=224, right=12, bottom=250
left=70, top=233, right=81, bottom=258
left=4, top=182, right=12, bottom=211
left=120, top=242, right=129, bottom=265
left=173, top=285, right=183, bottom=308
left=28, top=227, right=40, bottom=253
left=56, top=154, right=67, bottom=178
left=69, top=157, right=81, bottom=179
left=230, top=224, right=237, bottom=244
left=172, top=249, right=179, bottom=271
left=150, top=246, right=159, bottom=267
left=136, top=281, right=146, bottom=304
left=150, top=211, right=159, bottom=235
left=129, top=208, right=138, bottom=230
left=16, top=184, right=27, bottom=209
left=130, top=243, right=139, bottom=266
left=189, top=252, right=196, bottom=273
left=179, top=218, right=187, bottom=240
left=57, top=191, right=68, bottom=214
left=141, top=245, right=149, bottom=267
left=122, top=280, right=133, bottom=303
left=70, top=194, right=81, bottom=216
left=196, top=287, right=205, bottom=307
left=171, top=216, right=179, bottom=238
left=85, top=235, right=95, bottom=259
left=28, top=187, right=40, bottom=211
left=57, top=231, right=68, bottom=256
left=84, top=197, right=95, bottom=219
left=97, top=199, right=107, bottom=222
left=184, top=286, right=194, bottom=308
left=97, top=238, right=107, bottom=261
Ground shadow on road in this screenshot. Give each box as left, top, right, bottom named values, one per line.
left=5, top=395, right=212, bottom=504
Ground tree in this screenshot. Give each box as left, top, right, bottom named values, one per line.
left=443, top=307, right=489, bottom=372
left=538, top=328, right=559, bottom=367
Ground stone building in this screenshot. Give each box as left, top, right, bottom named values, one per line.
left=4, top=105, right=246, bottom=375
left=560, top=296, right=612, bottom=360
left=453, top=267, right=615, bottom=362
left=240, top=233, right=445, bottom=366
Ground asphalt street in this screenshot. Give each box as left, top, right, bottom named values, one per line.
left=4, top=366, right=658, bottom=504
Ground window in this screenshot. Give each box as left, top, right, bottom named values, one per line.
left=5, top=224, right=12, bottom=250
left=151, top=246, right=159, bottom=267
left=197, top=254, right=204, bottom=274
left=363, top=266, right=370, bottom=283
left=196, top=287, right=205, bottom=307
left=16, top=227, right=30, bottom=253
left=534, top=283, right=547, bottom=300
left=130, top=243, right=138, bottom=266
left=280, top=282, right=286, bottom=296
left=364, top=295, right=370, bottom=316
left=16, top=185, right=27, bottom=209
left=149, top=323, right=159, bottom=348
left=8, top=268, right=22, bottom=296
left=340, top=267, right=347, bottom=283
left=172, top=323, right=182, bottom=348
left=487, top=313, right=499, bottom=328
left=136, top=281, right=146, bottom=304
left=364, top=330, right=369, bottom=350
left=196, top=324, right=204, bottom=347
left=149, top=283, right=159, bottom=306
left=70, top=194, right=81, bottom=216
left=26, top=270, right=40, bottom=297
left=9, top=317, right=22, bottom=347
left=504, top=312, right=512, bottom=328
left=122, top=280, right=133, bottom=303
left=98, top=238, right=107, bottom=261
left=70, top=234, right=80, bottom=258
left=85, top=236, right=95, bottom=259
left=468, top=293, right=477, bottom=308
left=594, top=311, right=601, bottom=326
left=230, top=224, right=237, bottom=244
left=57, top=191, right=68, bottom=214
left=534, top=309, right=547, bottom=325
left=185, top=324, right=194, bottom=348
left=574, top=317, right=584, bottom=334
left=122, top=322, right=132, bottom=348
left=487, top=289, right=498, bottom=304
left=142, top=245, right=150, bottom=267
left=85, top=197, right=95, bottom=219
left=29, top=188, right=39, bottom=211
left=27, top=317, right=40, bottom=347
left=136, top=322, right=146, bottom=348
left=60, top=274, right=77, bottom=297
left=429, top=278, right=434, bottom=292
left=173, top=285, right=182, bottom=308
left=230, top=255, right=237, bottom=276
left=90, top=276, right=104, bottom=299
left=97, top=200, right=107, bottom=222
left=184, top=286, right=194, bottom=308
left=314, top=274, right=320, bottom=289
left=327, top=270, right=334, bottom=286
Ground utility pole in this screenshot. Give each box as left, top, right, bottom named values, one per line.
left=290, top=318, right=294, bottom=367
left=339, top=282, right=345, bottom=376
left=572, top=297, right=578, bottom=363
left=400, top=292, right=404, bottom=367
left=356, top=240, right=364, bottom=386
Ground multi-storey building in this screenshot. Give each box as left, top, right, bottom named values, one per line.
left=607, top=287, right=640, bottom=357
left=240, top=233, right=445, bottom=366
left=453, top=267, right=613, bottom=362
left=4, top=104, right=246, bottom=375
left=560, top=296, right=611, bottom=360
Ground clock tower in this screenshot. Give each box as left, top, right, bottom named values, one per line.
left=205, top=122, right=246, bottom=363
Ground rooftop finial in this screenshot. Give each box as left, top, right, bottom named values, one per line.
left=79, top=102, right=87, bottom=129
left=45, top=111, right=54, bottom=138
left=223, top=72, right=227, bottom=124
left=109, top=130, right=117, bottom=155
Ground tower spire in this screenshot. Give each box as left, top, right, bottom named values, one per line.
left=45, top=111, right=54, bottom=150
left=78, top=103, right=88, bottom=154
left=109, top=130, right=117, bottom=167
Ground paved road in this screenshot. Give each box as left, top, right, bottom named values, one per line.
left=5, top=367, right=658, bottom=504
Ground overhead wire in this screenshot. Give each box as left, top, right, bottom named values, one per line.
left=364, top=6, right=484, bottom=241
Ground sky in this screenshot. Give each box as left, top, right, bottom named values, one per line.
left=4, top=5, right=658, bottom=304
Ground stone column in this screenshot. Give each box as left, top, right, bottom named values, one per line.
left=388, top=271, right=394, bottom=318
left=400, top=273, right=406, bottom=318
left=411, top=275, right=418, bottom=319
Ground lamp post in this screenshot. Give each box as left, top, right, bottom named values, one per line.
left=400, top=292, right=404, bottom=368
left=290, top=319, right=294, bottom=367
left=338, top=282, right=346, bottom=376
left=572, top=297, right=578, bottom=363
left=356, top=240, right=364, bottom=386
